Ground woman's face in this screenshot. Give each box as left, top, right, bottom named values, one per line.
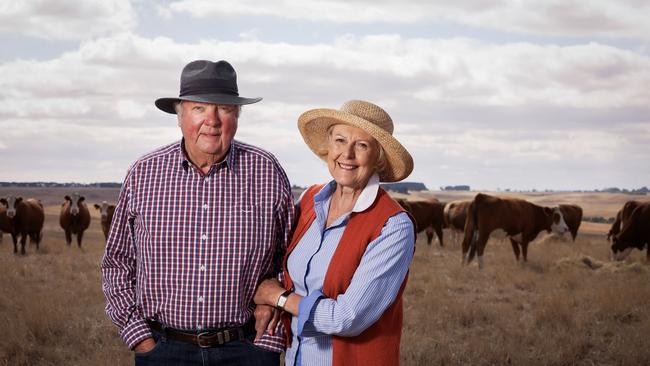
left=327, top=124, right=380, bottom=191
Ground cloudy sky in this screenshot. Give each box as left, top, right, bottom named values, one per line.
left=2, top=0, right=649, bottom=191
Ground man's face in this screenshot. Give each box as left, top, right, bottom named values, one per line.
left=178, top=101, right=239, bottom=162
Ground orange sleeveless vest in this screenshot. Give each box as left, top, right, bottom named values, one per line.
left=282, top=184, right=413, bottom=366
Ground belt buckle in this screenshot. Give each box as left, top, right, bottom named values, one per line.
left=196, top=331, right=223, bottom=348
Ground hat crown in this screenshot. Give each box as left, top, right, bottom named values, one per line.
left=340, top=100, right=394, bottom=135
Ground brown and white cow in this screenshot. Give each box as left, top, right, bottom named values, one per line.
left=611, top=201, right=650, bottom=261
left=462, top=193, right=569, bottom=269
left=443, top=200, right=471, bottom=246
left=559, top=203, right=583, bottom=241
left=60, top=193, right=91, bottom=248
left=607, top=200, right=640, bottom=242
left=94, top=201, right=116, bottom=241
left=0, top=196, right=45, bottom=254
left=397, top=198, right=445, bottom=246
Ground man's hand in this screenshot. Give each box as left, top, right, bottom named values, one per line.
left=253, top=278, right=285, bottom=306
left=254, top=304, right=280, bottom=341
left=134, top=337, right=156, bottom=353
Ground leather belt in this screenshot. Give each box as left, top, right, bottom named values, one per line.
left=147, top=319, right=255, bottom=348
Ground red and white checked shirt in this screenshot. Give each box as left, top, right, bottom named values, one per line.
left=101, top=139, right=294, bottom=352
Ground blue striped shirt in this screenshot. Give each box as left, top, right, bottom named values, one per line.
left=285, top=174, right=415, bottom=366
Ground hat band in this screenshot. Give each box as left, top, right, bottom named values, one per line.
left=180, top=78, right=239, bottom=97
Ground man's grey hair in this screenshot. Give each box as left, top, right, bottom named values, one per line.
left=174, top=101, right=242, bottom=117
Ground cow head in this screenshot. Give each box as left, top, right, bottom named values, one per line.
left=0, top=196, right=22, bottom=218
left=66, top=193, right=85, bottom=216
left=610, top=234, right=643, bottom=261
left=94, top=201, right=109, bottom=219
left=547, top=207, right=569, bottom=235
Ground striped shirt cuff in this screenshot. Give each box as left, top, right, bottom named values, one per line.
left=297, top=290, right=324, bottom=335
left=121, top=317, right=152, bottom=350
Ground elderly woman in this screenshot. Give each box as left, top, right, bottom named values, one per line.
left=254, top=100, right=416, bottom=366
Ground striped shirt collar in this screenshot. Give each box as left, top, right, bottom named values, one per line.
left=315, top=173, right=380, bottom=213
left=179, top=138, right=239, bottom=175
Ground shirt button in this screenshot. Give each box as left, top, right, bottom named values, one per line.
left=197, top=324, right=203, bottom=329
left=202, top=204, right=208, bottom=210
left=198, top=296, right=204, bottom=303
left=199, top=265, right=206, bottom=271
left=204, top=177, right=210, bottom=183
left=201, top=234, right=207, bottom=241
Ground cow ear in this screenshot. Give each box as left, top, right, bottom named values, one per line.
left=544, top=207, right=553, bottom=215
left=79, top=196, right=86, bottom=202
left=0, top=198, right=7, bottom=206
left=94, top=204, right=100, bottom=210
left=16, top=197, right=23, bottom=204
left=64, top=195, right=71, bottom=201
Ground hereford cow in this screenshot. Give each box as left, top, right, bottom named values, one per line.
left=60, top=193, right=91, bottom=247
left=462, top=193, right=569, bottom=269
left=397, top=198, right=445, bottom=246
left=611, top=201, right=650, bottom=261
left=559, top=204, right=583, bottom=241
left=443, top=200, right=471, bottom=245
left=607, top=200, right=640, bottom=242
left=94, top=201, right=116, bottom=241
left=0, top=196, right=45, bottom=254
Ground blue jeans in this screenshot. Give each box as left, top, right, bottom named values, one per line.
left=134, top=330, right=280, bottom=366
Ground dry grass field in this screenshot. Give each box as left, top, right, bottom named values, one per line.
left=1, top=188, right=649, bottom=365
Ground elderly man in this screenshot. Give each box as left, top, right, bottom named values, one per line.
left=102, top=60, right=294, bottom=365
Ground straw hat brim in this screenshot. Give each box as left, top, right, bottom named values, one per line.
left=298, top=108, right=413, bottom=182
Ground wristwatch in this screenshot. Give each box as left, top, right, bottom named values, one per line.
left=276, top=290, right=292, bottom=311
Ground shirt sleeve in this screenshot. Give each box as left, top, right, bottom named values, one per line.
left=101, top=170, right=152, bottom=350
left=297, top=212, right=415, bottom=337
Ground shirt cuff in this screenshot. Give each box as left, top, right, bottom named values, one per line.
left=297, top=290, right=324, bottom=335
left=253, top=322, right=286, bottom=353
left=120, top=316, right=152, bottom=350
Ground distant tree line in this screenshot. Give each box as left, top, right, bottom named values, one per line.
left=440, top=185, right=470, bottom=191
left=0, top=182, right=121, bottom=188
left=597, top=186, right=649, bottom=195
left=381, top=182, right=428, bottom=194
left=582, top=216, right=616, bottom=224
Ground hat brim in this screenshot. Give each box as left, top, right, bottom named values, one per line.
left=297, top=108, right=413, bottom=182
left=155, top=94, right=262, bottom=114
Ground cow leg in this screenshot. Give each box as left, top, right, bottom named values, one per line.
left=12, top=233, right=18, bottom=254
left=20, top=234, right=27, bottom=255
left=521, top=241, right=530, bottom=262
left=65, top=230, right=72, bottom=245
left=425, top=227, right=434, bottom=246
left=77, top=232, right=83, bottom=248
left=509, top=238, right=520, bottom=261
left=435, top=225, right=444, bottom=247
left=462, top=230, right=479, bottom=264
left=475, top=234, right=489, bottom=270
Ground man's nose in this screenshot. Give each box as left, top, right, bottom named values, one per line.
left=204, top=107, right=221, bottom=125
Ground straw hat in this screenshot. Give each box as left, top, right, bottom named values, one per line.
left=297, top=100, right=413, bottom=182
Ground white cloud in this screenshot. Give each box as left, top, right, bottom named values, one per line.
left=0, top=0, right=137, bottom=41
left=161, top=0, right=650, bottom=40
left=1, top=31, right=649, bottom=189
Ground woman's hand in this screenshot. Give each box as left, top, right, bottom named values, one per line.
left=253, top=278, right=285, bottom=306
left=253, top=304, right=281, bottom=340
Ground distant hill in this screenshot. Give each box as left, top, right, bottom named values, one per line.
left=380, top=182, right=428, bottom=194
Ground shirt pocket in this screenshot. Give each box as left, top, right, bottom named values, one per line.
left=233, top=203, right=274, bottom=252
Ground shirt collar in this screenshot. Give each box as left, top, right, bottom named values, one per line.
left=315, top=173, right=380, bottom=213
left=178, top=139, right=238, bottom=175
